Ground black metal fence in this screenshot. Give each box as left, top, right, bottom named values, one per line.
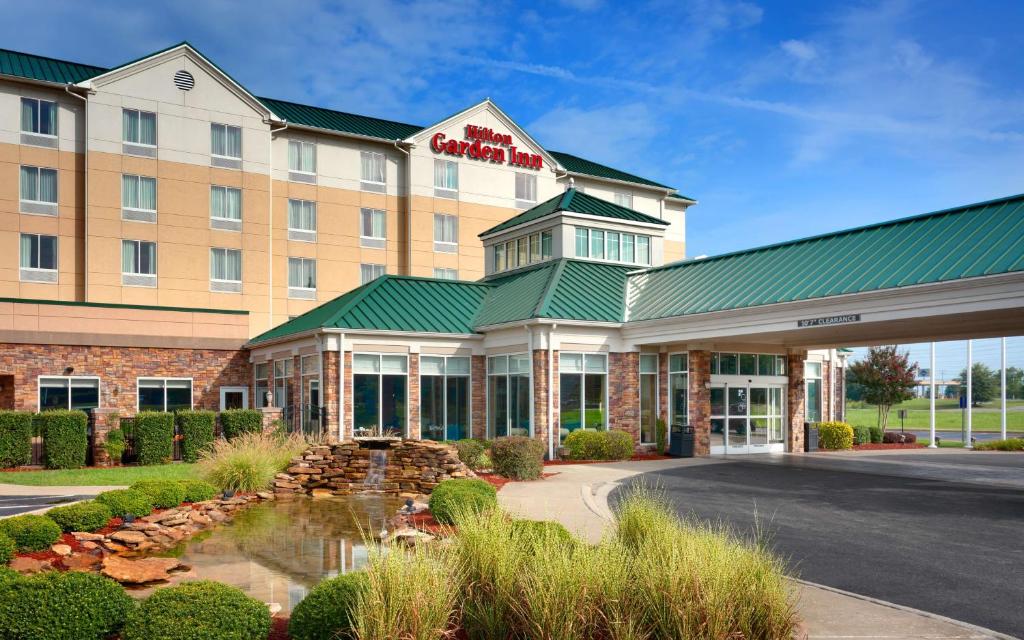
left=282, top=404, right=326, bottom=439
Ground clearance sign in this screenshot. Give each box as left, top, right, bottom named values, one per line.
left=431, top=125, right=543, bottom=170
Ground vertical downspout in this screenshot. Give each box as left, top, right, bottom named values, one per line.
left=547, top=323, right=557, bottom=460
left=393, top=140, right=412, bottom=275
left=65, top=85, right=88, bottom=300
left=268, top=121, right=289, bottom=330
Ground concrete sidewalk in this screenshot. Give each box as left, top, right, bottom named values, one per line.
left=0, top=483, right=123, bottom=517
left=497, top=459, right=1014, bottom=640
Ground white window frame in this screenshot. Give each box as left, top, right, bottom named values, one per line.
left=20, top=232, right=58, bottom=274
left=433, top=213, right=458, bottom=253
left=419, top=355, right=472, bottom=441
left=515, top=172, right=537, bottom=205
left=288, top=257, right=317, bottom=297
left=122, top=108, right=157, bottom=148
left=433, top=267, right=458, bottom=280
left=360, top=151, right=386, bottom=189
left=558, top=352, right=609, bottom=434
left=288, top=140, right=317, bottom=176
left=210, top=185, right=242, bottom=231
left=121, top=174, right=157, bottom=222
left=219, top=386, right=249, bottom=411
left=136, top=377, right=193, bottom=412
left=639, top=354, right=659, bottom=444
left=360, top=208, right=386, bottom=248
left=254, top=362, right=270, bottom=408
left=19, top=165, right=58, bottom=207
left=433, top=158, right=458, bottom=196
left=573, top=227, right=651, bottom=266
left=210, top=247, right=242, bottom=292
left=486, top=353, right=533, bottom=439
left=668, top=352, right=689, bottom=445
left=805, top=361, right=823, bottom=423
left=614, top=192, right=633, bottom=208
left=37, top=376, right=100, bottom=411
left=121, top=239, right=157, bottom=286
left=288, top=199, right=317, bottom=242
left=210, top=122, right=242, bottom=160
left=21, top=97, right=57, bottom=138
left=360, top=263, right=385, bottom=284
left=352, top=353, right=409, bottom=438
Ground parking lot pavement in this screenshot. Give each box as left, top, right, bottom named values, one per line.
left=612, top=451, right=1024, bottom=638
left=0, top=493, right=92, bottom=517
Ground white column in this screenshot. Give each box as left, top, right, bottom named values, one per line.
left=966, top=340, right=973, bottom=449
left=1001, top=337, right=1007, bottom=441
left=929, top=342, right=937, bottom=448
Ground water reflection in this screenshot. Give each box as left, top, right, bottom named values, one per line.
left=155, top=495, right=403, bottom=613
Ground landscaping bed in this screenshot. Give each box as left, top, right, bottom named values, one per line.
left=852, top=442, right=926, bottom=451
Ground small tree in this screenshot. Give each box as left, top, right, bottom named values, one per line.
left=848, top=346, right=918, bottom=430
left=1007, top=367, right=1024, bottom=400
left=956, top=363, right=999, bottom=406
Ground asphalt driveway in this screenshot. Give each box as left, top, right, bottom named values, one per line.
left=612, top=451, right=1024, bottom=637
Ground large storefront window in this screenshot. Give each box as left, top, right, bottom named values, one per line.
left=805, top=361, right=822, bottom=423
left=39, top=377, right=99, bottom=411
left=138, top=378, right=192, bottom=412
left=274, top=359, right=293, bottom=408
left=420, top=356, right=470, bottom=441
left=639, top=355, right=658, bottom=443
left=669, top=354, right=688, bottom=427
left=559, top=353, right=607, bottom=441
left=254, top=363, right=270, bottom=408
left=487, top=354, right=530, bottom=438
left=353, top=354, right=408, bottom=437
left=712, top=352, right=786, bottom=376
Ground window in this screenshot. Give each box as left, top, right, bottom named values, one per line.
left=710, top=353, right=786, bottom=376
left=255, top=363, right=270, bottom=408
left=433, top=159, right=458, bottom=193
left=21, top=97, right=57, bottom=136
left=575, top=228, right=589, bottom=258
left=360, top=151, right=385, bottom=185
left=515, top=172, right=536, bottom=203
left=137, top=378, right=192, bottom=412
left=517, top=237, right=527, bottom=266
left=529, top=233, right=541, bottom=263
left=506, top=240, right=518, bottom=268
left=636, top=235, right=651, bottom=265
left=210, top=248, right=241, bottom=291
left=211, top=123, right=242, bottom=158
left=360, top=208, right=386, bottom=248
left=288, top=140, right=316, bottom=174
left=669, top=353, right=688, bottom=428
left=211, top=186, right=242, bottom=222
left=434, top=214, right=458, bottom=252
left=493, top=243, right=505, bottom=272
left=288, top=257, right=316, bottom=295
left=273, top=359, right=293, bottom=409
left=122, top=240, right=157, bottom=284
left=288, top=199, right=317, bottom=240
left=122, top=174, right=157, bottom=218
left=353, top=354, right=408, bottom=437
left=20, top=165, right=58, bottom=204
left=541, top=231, right=553, bottom=259
left=590, top=229, right=605, bottom=259
left=606, top=231, right=620, bottom=261
left=572, top=227, right=650, bottom=265
left=614, top=192, right=633, bottom=208
left=39, top=377, right=99, bottom=411
left=420, top=356, right=471, bottom=441
left=360, top=263, right=385, bottom=284
left=559, top=353, right=607, bottom=441
left=434, top=268, right=458, bottom=280
left=805, top=361, right=822, bottom=423
left=20, top=233, right=57, bottom=271
left=622, top=234, right=635, bottom=262
left=640, top=354, right=659, bottom=444
left=122, top=108, right=156, bottom=146
left=487, top=354, right=531, bottom=438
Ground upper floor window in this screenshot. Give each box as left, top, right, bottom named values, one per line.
left=493, top=243, right=505, bottom=272
left=20, top=233, right=58, bottom=282
left=434, top=268, right=458, bottom=280
left=288, top=199, right=317, bottom=239
left=19, top=166, right=57, bottom=207
left=211, top=186, right=242, bottom=221
left=590, top=229, right=605, bottom=259
left=614, top=192, right=633, bottom=208
left=122, top=175, right=157, bottom=221
left=491, top=230, right=552, bottom=273
left=434, top=159, right=458, bottom=194
left=211, top=123, right=242, bottom=159
left=515, top=172, right=536, bottom=203
left=434, top=214, right=457, bottom=252
left=636, top=235, right=651, bottom=265
left=210, top=247, right=242, bottom=293
left=21, top=98, right=57, bottom=136
left=288, top=257, right=317, bottom=295
left=360, top=208, right=386, bottom=248
left=361, top=151, right=385, bottom=185
left=122, top=108, right=156, bottom=146
left=360, top=263, right=385, bottom=284
left=288, top=140, right=316, bottom=174
left=574, top=227, right=650, bottom=265
left=122, top=239, right=157, bottom=287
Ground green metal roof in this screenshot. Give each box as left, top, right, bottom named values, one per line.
left=0, top=296, right=246, bottom=315
left=258, top=97, right=423, bottom=140
left=668, top=192, right=697, bottom=202
left=626, top=193, right=1024, bottom=322
left=473, top=263, right=559, bottom=327
left=0, top=48, right=106, bottom=84
left=549, top=151, right=671, bottom=189
left=480, top=188, right=670, bottom=236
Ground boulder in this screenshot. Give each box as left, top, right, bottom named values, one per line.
left=62, top=552, right=101, bottom=571
left=10, top=557, right=50, bottom=574
left=110, top=530, right=149, bottom=545
left=51, top=543, right=73, bottom=556
left=72, top=532, right=105, bottom=542
left=101, top=555, right=184, bottom=584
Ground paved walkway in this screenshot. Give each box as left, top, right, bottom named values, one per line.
left=498, top=457, right=1015, bottom=640
left=0, top=483, right=122, bottom=517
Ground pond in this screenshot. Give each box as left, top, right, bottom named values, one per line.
left=140, top=495, right=404, bottom=613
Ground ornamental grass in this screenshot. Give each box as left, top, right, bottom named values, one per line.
left=197, top=431, right=307, bottom=493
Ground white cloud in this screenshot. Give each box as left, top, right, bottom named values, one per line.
left=780, top=39, right=817, bottom=62
left=527, top=103, right=659, bottom=164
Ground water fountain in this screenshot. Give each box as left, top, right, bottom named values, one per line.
left=364, top=448, right=388, bottom=490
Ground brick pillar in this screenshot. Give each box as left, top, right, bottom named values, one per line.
left=471, top=355, right=486, bottom=439
left=609, top=352, right=641, bottom=450
left=688, top=350, right=711, bottom=456
left=342, top=351, right=353, bottom=440
left=788, top=351, right=808, bottom=452
left=532, top=349, right=550, bottom=454
left=658, top=352, right=669, bottom=424
left=408, top=354, right=420, bottom=439
left=323, top=351, right=340, bottom=441
left=261, top=406, right=282, bottom=432
left=834, top=360, right=845, bottom=423
left=292, top=354, right=303, bottom=432
left=551, top=350, right=561, bottom=452
left=90, top=408, right=120, bottom=467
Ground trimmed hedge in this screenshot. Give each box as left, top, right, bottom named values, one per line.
left=491, top=436, right=544, bottom=480
left=429, top=478, right=498, bottom=525
left=103, top=427, right=126, bottom=463
left=37, top=410, right=88, bottom=469
left=510, top=519, right=575, bottom=547
left=123, top=580, right=271, bottom=640
left=220, top=409, right=263, bottom=440
left=0, top=411, right=33, bottom=468
left=453, top=438, right=490, bottom=470
left=46, top=500, right=113, bottom=533
left=869, top=425, right=884, bottom=444
left=135, top=411, right=174, bottom=465
left=130, top=480, right=186, bottom=509
left=0, top=514, right=61, bottom=552
left=177, top=410, right=216, bottom=463
left=0, top=533, right=13, bottom=565
left=882, top=431, right=918, bottom=444
left=564, top=429, right=635, bottom=460
left=95, top=489, right=154, bottom=518
left=0, top=570, right=134, bottom=640
left=852, top=425, right=872, bottom=445
left=974, top=437, right=1024, bottom=451
left=818, top=422, right=855, bottom=450
left=289, top=572, right=368, bottom=640
left=605, top=430, right=635, bottom=460
left=179, top=479, right=218, bottom=502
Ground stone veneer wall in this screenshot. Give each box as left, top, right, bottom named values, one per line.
left=608, top=352, right=641, bottom=449
left=531, top=349, right=550, bottom=452
left=274, top=439, right=473, bottom=497
left=658, top=352, right=669, bottom=425
left=688, top=350, right=711, bottom=456
left=787, top=351, right=807, bottom=452
left=323, top=351, right=341, bottom=437
left=408, top=354, right=421, bottom=439
left=342, top=351, right=353, bottom=439
left=470, top=355, right=486, bottom=439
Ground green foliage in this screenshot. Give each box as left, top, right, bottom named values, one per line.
left=656, top=418, right=668, bottom=455
left=974, top=437, right=1024, bottom=451
left=289, top=572, right=368, bottom=640
left=0, top=570, right=134, bottom=640
left=869, top=425, right=883, bottom=443
left=852, top=424, right=872, bottom=445
left=103, top=427, right=126, bottom=462
left=605, top=430, right=635, bottom=459
left=130, top=480, right=187, bottom=509
left=818, top=421, right=854, bottom=450
left=134, top=412, right=175, bottom=465
left=428, top=478, right=498, bottom=525
left=453, top=438, right=490, bottom=470
left=0, top=514, right=61, bottom=552
left=563, top=428, right=634, bottom=460
left=848, top=346, right=919, bottom=429
left=956, top=363, right=1000, bottom=405
left=94, top=488, right=154, bottom=518
left=0, top=411, right=33, bottom=468
left=36, top=410, right=88, bottom=469
left=198, top=431, right=308, bottom=492
left=176, top=410, right=216, bottom=463
left=179, top=479, right=218, bottom=502
left=219, top=409, right=263, bottom=440
left=123, top=580, right=270, bottom=640
left=45, top=500, right=112, bottom=533
left=490, top=436, right=544, bottom=480
left=0, top=533, right=13, bottom=565
left=509, top=519, right=575, bottom=547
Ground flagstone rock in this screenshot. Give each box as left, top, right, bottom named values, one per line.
left=101, top=555, right=184, bottom=584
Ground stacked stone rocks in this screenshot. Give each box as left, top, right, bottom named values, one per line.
left=274, top=439, right=473, bottom=497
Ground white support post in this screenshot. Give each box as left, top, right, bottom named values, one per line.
left=1001, top=337, right=1007, bottom=441
left=929, top=342, right=937, bottom=448
left=966, top=340, right=973, bottom=449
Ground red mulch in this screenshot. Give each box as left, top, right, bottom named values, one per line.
left=268, top=617, right=290, bottom=640
left=408, top=511, right=449, bottom=535
left=545, top=453, right=672, bottom=466
left=477, top=471, right=559, bottom=491
left=94, top=517, right=124, bottom=537
left=853, top=443, right=925, bottom=450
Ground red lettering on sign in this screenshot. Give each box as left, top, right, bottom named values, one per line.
left=430, top=125, right=540, bottom=170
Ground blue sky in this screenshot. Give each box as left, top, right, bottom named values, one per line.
left=1, top=0, right=1021, bottom=368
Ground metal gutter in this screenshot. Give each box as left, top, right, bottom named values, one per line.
left=267, top=120, right=289, bottom=330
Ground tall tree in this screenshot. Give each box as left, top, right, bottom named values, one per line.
left=848, top=346, right=919, bottom=430
left=1005, top=367, right=1023, bottom=400
left=956, top=363, right=999, bottom=406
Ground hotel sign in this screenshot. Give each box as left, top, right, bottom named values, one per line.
left=797, top=314, right=861, bottom=328
left=431, top=125, right=543, bottom=170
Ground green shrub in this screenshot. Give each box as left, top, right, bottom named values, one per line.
left=177, top=410, right=216, bottom=463
left=219, top=409, right=263, bottom=440
left=490, top=436, right=544, bottom=480
left=0, top=570, right=134, bottom=640
left=818, top=421, right=854, bottom=450
left=0, top=411, right=33, bottom=468
left=453, top=438, right=490, bottom=470
left=37, top=410, right=88, bottom=469
left=852, top=425, right=872, bottom=445
left=0, top=533, right=13, bottom=565
left=130, top=480, right=187, bottom=509
left=974, top=437, right=1024, bottom=451
left=655, top=418, right=668, bottom=455
left=198, top=431, right=308, bottom=492
left=179, top=479, right=218, bottom=502
left=428, top=478, right=498, bottom=524
left=509, top=519, right=575, bottom=547
left=46, top=500, right=112, bottom=533
left=869, top=425, right=883, bottom=444
left=606, top=430, right=635, bottom=460
left=134, top=412, right=174, bottom=465
left=563, top=428, right=607, bottom=460
left=289, top=572, right=368, bottom=640
left=0, top=514, right=61, bottom=552
left=123, top=580, right=270, bottom=640
left=95, top=489, right=154, bottom=518
left=103, top=427, right=126, bottom=463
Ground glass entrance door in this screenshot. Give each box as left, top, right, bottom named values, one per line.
left=711, top=382, right=786, bottom=454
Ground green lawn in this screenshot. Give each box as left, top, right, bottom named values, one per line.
left=916, top=439, right=967, bottom=448
left=0, top=463, right=198, bottom=486
left=847, top=400, right=1024, bottom=431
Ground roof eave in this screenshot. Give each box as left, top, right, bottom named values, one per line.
left=279, top=121, right=410, bottom=146
left=565, top=170, right=673, bottom=194
left=474, top=317, right=623, bottom=333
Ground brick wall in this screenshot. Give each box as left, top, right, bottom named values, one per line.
left=688, top=350, right=711, bottom=456
left=470, top=355, right=486, bottom=439
left=408, top=354, right=420, bottom=439
left=551, top=350, right=561, bottom=442
left=787, top=351, right=807, bottom=452
left=658, top=352, right=669, bottom=424
left=0, top=342, right=250, bottom=414
left=608, top=352, right=641, bottom=449
left=323, top=351, right=340, bottom=439
left=531, top=349, right=550, bottom=453
left=342, top=351, right=353, bottom=440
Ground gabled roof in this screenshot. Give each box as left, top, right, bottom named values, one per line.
left=550, top=151, right=671, bottom=190
left=626, top=192, right=1024, bottom=322
left=480, top=188, right=670, bottom=237
left=259, top=96, right=423, bottom=140
left=0, top=47, right=106, bottom=84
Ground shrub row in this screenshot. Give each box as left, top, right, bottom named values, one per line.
left=219, top=409, right=263, bottom=440
left=818, top=422, right=854, bottom=450
left=563, top=428, right=635, bottom=460
left=46, top=501, right=113, bottom=533
left=974, top=437, right=1024, bottom=451
left=38, top=410, right=89, bottom=469
left=0, top=514, right=62, bottom=552
left=453, top=438, right=490, bottom=470
left=0, top=411, right=33, bottom=468
left=428, top=478, right=498, bottom=525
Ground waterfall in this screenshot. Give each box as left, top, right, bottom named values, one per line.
left=365, top=449, right=388, bottom=489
